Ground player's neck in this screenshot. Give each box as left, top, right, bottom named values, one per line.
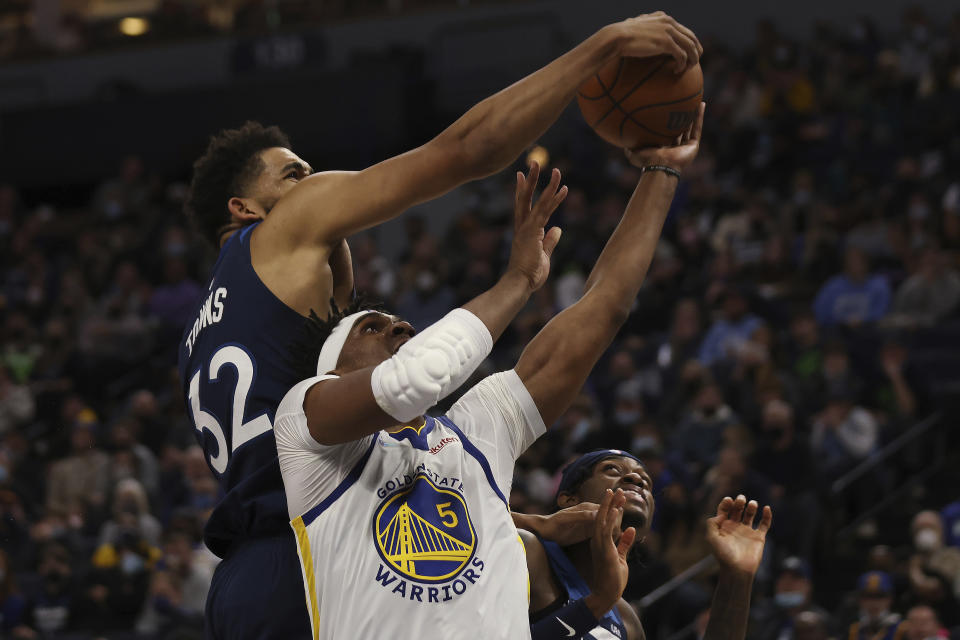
left=384, top=417, right=426, bottom=434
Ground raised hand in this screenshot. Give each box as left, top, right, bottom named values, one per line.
left=528, top=502, right=600, bottom=546
left=585, top=489, right=637, bottom=619
left=625, top=102, right=705, bottom=174
left=614, top=12, right=702, bottom=74
left=705, top=494, right=772, bottom=578
left=507, top=162, right=567, bottom=292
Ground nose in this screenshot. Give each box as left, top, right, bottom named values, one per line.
left=622, top=471, right=643, bottom=487
left=391, top=321, right=415, bottom=337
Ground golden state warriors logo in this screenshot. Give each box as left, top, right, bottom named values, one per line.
left=373, top=474, right=476, bottom=583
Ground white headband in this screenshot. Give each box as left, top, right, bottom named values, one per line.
left=315, top=310, right=379, bottom=376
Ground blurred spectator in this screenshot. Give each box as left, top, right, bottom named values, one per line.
left=698, top=286, right=765, bottom=367
left=906, top=511, right=960, bottom=623
left=21, top=543, right=83, bottom=636
left=108, top=418, right=160, bottom=497
left=810, top=384, right=878, bottom=478
left=0, top=364, right=34, bottom=436
left=137, top=530, right=213, bottom=635
left=671, top=376, right=741, bottom=480
left=846, top=571, right=903, bottom=640
left=904, top=605, right=949, bottom=640
left=813, top=247, right=891, bottom=327
left=750, top=556, right=834, bottom=640
left=889, top=246, right=960, bottom=326
left=0, top=549, right=26, bottom=636
left=751, top=400, right=820, bottom=557
left=44, top=411, right=110, bottom=528
left=98, top=478, right=162, bottom=549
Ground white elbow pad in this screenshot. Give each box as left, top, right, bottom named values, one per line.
left=371, top=308, right=492, bottom=422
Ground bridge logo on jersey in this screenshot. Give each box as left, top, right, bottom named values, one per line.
left=373, top=474, right=476, bottom=583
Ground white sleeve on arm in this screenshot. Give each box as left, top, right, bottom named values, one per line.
left=274, top=375, right=374, bottom=519
left=446, top=370, right=546, bottom=497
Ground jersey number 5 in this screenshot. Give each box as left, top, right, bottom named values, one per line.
left=187, top=345, right=273, bottom=474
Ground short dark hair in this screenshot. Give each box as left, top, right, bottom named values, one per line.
left=185, top=121, right=291, bottom=246
left=288, top=295, right=385, bottom=381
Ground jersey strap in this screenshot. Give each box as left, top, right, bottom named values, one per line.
left=301, top=435, right=378, bottom=526
left=540, top=538, right=625, bottom=630
left=435, top=416, right=507, bottom=506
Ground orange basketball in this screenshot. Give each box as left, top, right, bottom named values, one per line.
left=577, top=56, right=703, bottom=149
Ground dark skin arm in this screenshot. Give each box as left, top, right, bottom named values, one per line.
left=516, top=104, right=705, bottom=427
left=703, top=495, right=772, bottom=640
left=302, top=166, right=565, bottom=445
left=519, top=492, right=645, bottom=640
left=258, top=14, right=700, bottom=250
left=248, top=15, right=699, bottom=318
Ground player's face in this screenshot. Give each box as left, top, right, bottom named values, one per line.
left=248, top=147, right=313, bottom=213
left=336, top=312, right=416, bottom=373
left=579, top=457, right=654, bottom=533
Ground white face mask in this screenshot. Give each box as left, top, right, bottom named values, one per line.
left=915, top=528, right=941, bottom=552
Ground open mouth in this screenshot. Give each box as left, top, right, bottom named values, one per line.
left=621, top=488, right=647, bottom=507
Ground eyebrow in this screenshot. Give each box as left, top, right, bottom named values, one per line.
left=281, top=161, right=312, bottom=176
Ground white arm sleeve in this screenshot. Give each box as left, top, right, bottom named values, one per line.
left=371, top=308, right=492, bottom=422
left=274, top=375, right=374, bottom=519
left=446, top=370, right=546, bottom=497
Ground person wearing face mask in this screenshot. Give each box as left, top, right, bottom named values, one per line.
left=751, top=556, right=835, bottom=640
left=906, top=512, right=960, bottom=626
left=846, top=571, right=904, bottom=640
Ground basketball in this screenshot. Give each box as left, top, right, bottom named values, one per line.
left=577, top=56, right=703, bottom=149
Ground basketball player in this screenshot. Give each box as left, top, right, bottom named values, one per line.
left=271, top=104, right=705, bottom=638
left=521, top=450, right=772, bottom=640
left=180, top=12, right=701, bottom=639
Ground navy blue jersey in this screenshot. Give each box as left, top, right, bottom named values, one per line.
left=178, top=223, right=307, bottom=557
left=540, top=538, right=627, bottom=640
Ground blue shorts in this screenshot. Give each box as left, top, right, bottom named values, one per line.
left=205, top=534, right=311, bottom=640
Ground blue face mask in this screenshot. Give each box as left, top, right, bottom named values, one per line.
left=774, top=591, right=806, bottom=608
left=120, top=552, right=144, bottom=575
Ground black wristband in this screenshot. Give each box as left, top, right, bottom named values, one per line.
left=641, top=164, right=681, bottom=180
left=530, top=598, right=599, bottom=639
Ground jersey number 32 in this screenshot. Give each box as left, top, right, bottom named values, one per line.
left=187, top=345, right=273, bottom=474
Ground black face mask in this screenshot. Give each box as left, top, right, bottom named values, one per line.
left=44, top=569, right=69, bottom=591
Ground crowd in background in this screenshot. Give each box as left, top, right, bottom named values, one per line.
left=0, top=0, right=513, bottom=62
left=0, top=7, right=959, bottom=640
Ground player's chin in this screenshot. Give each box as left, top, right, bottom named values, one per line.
left=621, top=505, right=648, bottom=533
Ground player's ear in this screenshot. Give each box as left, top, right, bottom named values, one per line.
left=556, top=492, right=578, bottom=509
left=227, top=197, right=264, bottom=224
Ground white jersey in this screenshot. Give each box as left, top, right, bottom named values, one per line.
left=275, top=370, right=546, bottom=640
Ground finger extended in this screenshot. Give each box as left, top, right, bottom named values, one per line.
left=543, top=227, right=562, bottom=258
left=524, top=162, right=541, bottom=209
left=758, top=505, right=773, bottom=534
left=716, top=496, right=733, bottom=520
left=730, top=494, right=746, bottom=522
left=743, top=500, right=758, bottom=526
left=617, top=527, right=637, bottom=558
left=690, top=102, right=705, bottom=142
left=595, top=488, right=614, bottom=535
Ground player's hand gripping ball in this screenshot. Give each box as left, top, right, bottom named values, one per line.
left=577, top=56, right=703, bottom=149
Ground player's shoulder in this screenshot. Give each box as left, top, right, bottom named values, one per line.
left=276, top=375, right=338, bottom=423
left=615, top=598, right=644, bottom=640
left=517, top=528, right=551, bottom=573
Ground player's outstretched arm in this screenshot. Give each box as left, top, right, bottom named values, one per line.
left=259, top=13, right=700, bottom=250
left=515, top=103, right=704, bottom=427
left=703, top=495, right=772, bottom=640
left=300, top=165, right=565, bottom=445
